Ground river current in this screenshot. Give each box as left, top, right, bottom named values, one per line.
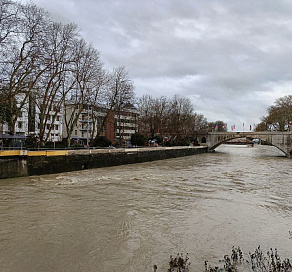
left=0, top=145, right=292, bottom=271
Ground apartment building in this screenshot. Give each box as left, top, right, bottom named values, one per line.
left=39, top=112, right=63, bottom=142
left=64, top=104, right=138, bottom=146
left=0, top=109, right=29, bottom=136
left=114, top=109, right=138, bottom=145
left=0, top=94, right=63, bottom=146
left=1, top=97, right=138, bottom=147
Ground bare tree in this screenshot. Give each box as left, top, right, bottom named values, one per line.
left=255, top=118, right=269, bottom=131
left=0, top=2, right=51, bottom=144
left=100, top=66, right=135, bottom=144
left=63, top=39, right=105, bottom=146
left=259, top=95, right=292, bottom=131
left=136, top=94, right=168, bottom=138
left=87, top=67, right=108, bottom=140
left=0, top=0, right=137, bottom=148
left=0, top=0, right=18, bottom=126
left=193, top=112, right=208, bottom=132
left=34, top=22, right=79, bottom=145
left=167, top=95, right=194, bottom=142
left=207, top=120, right=227, bottom=132
left=136, top=94, right=155, bottom=137
left=153, top=96, right=168, bottom=137
left=0, top=0, right=19, bottom=45
left=136, top=94, right=199, bottom=143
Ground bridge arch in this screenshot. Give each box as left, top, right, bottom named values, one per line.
left=196, top=132, right=292, bottom=157
left=209, top=137, right=285, bottom=155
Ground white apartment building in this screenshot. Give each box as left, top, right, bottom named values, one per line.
left=38, top=111, right=63, bottom=142
left=0, top=108, right=29, bottom=136
left=62, top=105, right=106, bottom=146
left=0, top=94, right=63, bottom=143
left=1, top=96, right=138, bottom=146
left=114, top=109, right=138, bottom=143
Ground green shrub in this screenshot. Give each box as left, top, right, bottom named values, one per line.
left=131, top=133, right=147, bottom=146
left=153, top=135, right=163, bottom=145
left=44, top=141, right=66, bottom=148
left=91, top=136, right=112, bottom=147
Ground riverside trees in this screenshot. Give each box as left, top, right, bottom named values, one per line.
left=256, top=95, right=292, bottom=131
left=62, top=38, right=105, bottom=146
left=0, top=0, right=135, bottom=146
left=0, top=2, right=49, bottom=138
left=0, top=0, right=214, bottom=147
left=136, top=94, right=208, bottom=144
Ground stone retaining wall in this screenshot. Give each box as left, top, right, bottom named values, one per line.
left=0, top=146, right=208, bottom=179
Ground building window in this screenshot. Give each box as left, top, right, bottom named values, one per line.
left=18, top=122, right=22, bottom=129
left=55, top=125, right=59, bottom=130
left=75, top=130, right=77, bottom=136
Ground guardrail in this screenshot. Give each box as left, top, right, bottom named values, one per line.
left=0, top=146, right=205, bottom=157
left=0, top=150, right=68, bottom=157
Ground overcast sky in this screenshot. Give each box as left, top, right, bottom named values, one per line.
left=25, top=0, right=292, bottom=131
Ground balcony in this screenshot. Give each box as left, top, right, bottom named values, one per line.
left=79, top=119, right=92, bottom=123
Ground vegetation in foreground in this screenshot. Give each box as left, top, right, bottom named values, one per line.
left=154, top=246, right=292, bottom=272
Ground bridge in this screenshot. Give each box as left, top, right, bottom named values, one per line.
left=194, top=131, right=292, bottom=157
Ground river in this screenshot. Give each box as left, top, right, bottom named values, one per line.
left=0, top=145, right=292, bottom=271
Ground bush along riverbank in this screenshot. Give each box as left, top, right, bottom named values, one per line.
left=154, top=246, right=292, bottom=272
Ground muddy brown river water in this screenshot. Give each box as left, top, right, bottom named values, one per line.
left=0, top=145, right=292, bottom=271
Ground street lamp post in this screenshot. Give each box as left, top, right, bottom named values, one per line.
left=87, top=105, right=89, bottom=149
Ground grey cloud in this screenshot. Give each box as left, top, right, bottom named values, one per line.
left=28, top=0, right=292, bottom=130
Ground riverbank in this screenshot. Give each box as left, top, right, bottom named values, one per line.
left=0, top=146, right=208, bottom=179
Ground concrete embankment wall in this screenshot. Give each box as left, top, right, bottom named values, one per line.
left=0, top=146, right=208, bottom=179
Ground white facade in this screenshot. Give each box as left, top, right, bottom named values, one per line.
left=1, top=97, right=138, bottom=145
left=0, top=94, right=63, bottom=142
left=35, top=111, right=63, bottom=142
left=63, top=105, right=107, bottom=145
left=114, top=110, right=138, bottom=142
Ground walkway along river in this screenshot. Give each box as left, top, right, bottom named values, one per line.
left=0, top=144, right=291, bottom=271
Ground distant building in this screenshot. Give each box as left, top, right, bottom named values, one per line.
left=114, top=107, right=138, bottom=145
left=63, top=104, right=109, bottom=146
left=0, top=93, right=63, bottom=146
left=1, top=96, right=138, bottom=147
left=63, top=104, right=138, bottom=146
